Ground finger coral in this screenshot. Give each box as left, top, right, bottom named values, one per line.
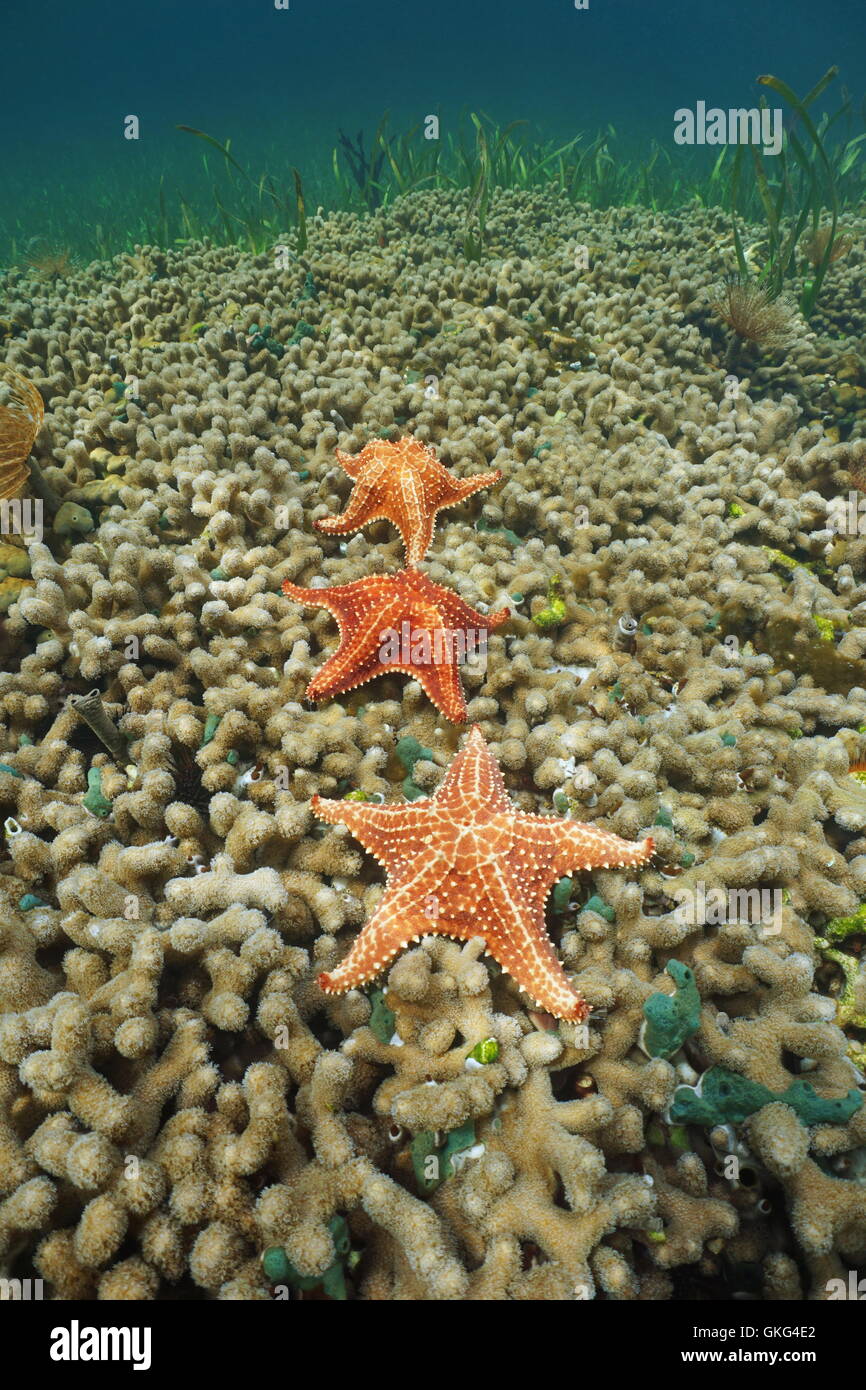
left=1, top=186, right=866, bottom=1305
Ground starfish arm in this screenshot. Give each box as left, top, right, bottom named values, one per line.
left=308, top=642, right=467, bottom=719
left=318, top=853, right=451, bottom=994
left=436, top=468, right=503, bottom=509
left=311, top=794, right=442, bottom=868
left=402, top=520, right=434, bottom=567
left=282, top=579, right=330, bottom=607
left=314, top=513, right=372, bottom=537
left=434, top=725, right=511, bottom=813
left=315, top=476, right=388, bottom=536
left=305, top=596, right=402, bottom=699
left=304, top=652, right=377, bottom=700
left=396, top=468, right=435, bottom=566
left=512, top=815, right=655, bottom=879
left=329, top=593, right=402, bottom=661
left=411, top=659, right=468, bottom=724
left=282, top=574, right=393, bottom=618
left=423, top=579, right=509, bottom=631
left=334, top=447, right=363, bottom=479
left=472, top=859, right=590, bottom=1021
left=281, top=578, right=367, bottom=623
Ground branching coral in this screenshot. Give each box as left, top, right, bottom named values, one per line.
left=1, top=187, right=866, bottom=1302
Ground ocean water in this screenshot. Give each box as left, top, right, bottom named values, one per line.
left=2, top=0, right=864, bottom=257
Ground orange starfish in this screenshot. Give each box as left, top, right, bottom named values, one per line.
left=314, top=725, right=655, bottom=1020
left=282, top=570, right=508, bottom=723
left=315, top=437, right=502, bottom=566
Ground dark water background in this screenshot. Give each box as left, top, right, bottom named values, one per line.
left=1, top=0, right=864, bottom=256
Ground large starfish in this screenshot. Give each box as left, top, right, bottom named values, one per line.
left=314, top=725, right=654, bottom=1020
left=282, top=570, right=508, bottom=723
left=315, top=437, right=502, bottom=567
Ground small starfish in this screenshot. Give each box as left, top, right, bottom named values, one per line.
left=315, top=437, right=502, bottom=566
left=282, top=570, right=508, bottom=723
left=314, top=725, right=654, bottom=1020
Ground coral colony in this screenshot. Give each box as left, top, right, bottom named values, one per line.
left=1, top=69, right=866, bottom=1308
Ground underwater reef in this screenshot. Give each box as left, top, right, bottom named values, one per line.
left=1, top=186, right=866, bottom=1300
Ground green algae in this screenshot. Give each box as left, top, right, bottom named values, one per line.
left=288, top=320, right=315, bottom=346
left=822, top=902, right=866, bottom=942
left=532, top=575, right=566, bottom=629
left=18, top=894, right=47, bottom=911
left=475, top=518, right=522, bottom=546
left=410, top=1130, right=441, bottom=1196
left=669, top=1124, right=691, bottom=1152
left=468, top=1037, right=499, bottom=1064
left=815, top=939, right=866, bottom=1029
left=813, top=614, right=836, bottom=642
left=249, top=323, right=285, bottom=356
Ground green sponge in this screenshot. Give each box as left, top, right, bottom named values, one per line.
left=367, top=987, right=396, bottom=1043
left=83, top=766, right=112, bottom=819
left=671, top=1065, right=863, bottom=1128
left=411, top=1120, right=477, bottom=1194
left=261, top=1215, right=351, bottom=1299
left=396, top=735, right=433, bottom=800
left=642, top=960, right=701, bottom=1058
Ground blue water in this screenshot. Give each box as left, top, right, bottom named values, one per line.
left=1, top=0, right=864, bottom=254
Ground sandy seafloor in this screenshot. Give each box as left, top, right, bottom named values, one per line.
left=1, top=186, right=866, bottom=1300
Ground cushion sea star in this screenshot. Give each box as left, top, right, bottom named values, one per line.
left=282, top=570, right=508, bottom=724
left=314, top=725, right=655, bottom=1020
left=315, top=437, right=502, bottom=567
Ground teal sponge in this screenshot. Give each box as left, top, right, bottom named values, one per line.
left=642, top=960, right=701, bottom=1058
left=671, top=1065, right=863, bottom=1128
